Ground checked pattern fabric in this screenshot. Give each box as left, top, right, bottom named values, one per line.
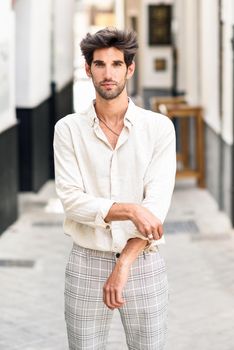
left=65, top=244, right=168, bottom=350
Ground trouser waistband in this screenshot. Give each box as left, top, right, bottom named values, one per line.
left=72, top=243, right=158, bottom=260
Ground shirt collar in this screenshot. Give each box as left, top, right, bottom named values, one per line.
left=87, top=98, right=136, bottom=127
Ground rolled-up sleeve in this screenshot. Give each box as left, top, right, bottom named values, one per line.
left=142, top=117, right=176, bottom=223
left=120, top=116, right=176, bottom=248
left=53, top=122, right=115, bottom=228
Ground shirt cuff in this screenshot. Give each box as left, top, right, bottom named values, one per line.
left=124, top=220, right=166, bottom=251
left=94, top=199, right=116, bottom=229
left=144, top=235, right=165, bottom=252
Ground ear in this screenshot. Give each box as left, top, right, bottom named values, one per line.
left=126, top=61, right=135, bottom=80
left=85, top=62, right=92, bottom=77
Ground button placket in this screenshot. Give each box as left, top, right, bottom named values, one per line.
left=110, top=153, right=120, bottom=252
left=110, top=151, right=119, bottom=198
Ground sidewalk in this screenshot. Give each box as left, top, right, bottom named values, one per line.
left=0, top=180, right=234, bottom=350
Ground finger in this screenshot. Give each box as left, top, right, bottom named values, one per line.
left=115, top=289, right=125, bottom=307
left=103, top=287, right=114, bottom=310
left=138, top=225, right=149, bottom=238
left=147, top=233, right=154, bottom=240
left=110, top=289, right=124, bottom=308
left=151, top=223, right=164, bottom=240
left=152, top=233, right=160, bottom=240
left=103, top=286, right=106, bottom=304
left=110, top=289, right=118, bottom=308
left=151, top=227, right=160, bottom=240
left=158, top=224, right=163, bottom=238
left=144, top=224, right=153, bottom=237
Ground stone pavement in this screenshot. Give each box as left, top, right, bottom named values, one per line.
left=0, top=180, right=234, bottom=350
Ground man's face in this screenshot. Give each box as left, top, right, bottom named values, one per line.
left=85, top=47, right=135, bottom=100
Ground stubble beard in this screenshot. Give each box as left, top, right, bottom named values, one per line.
left=91, top=75, right=127, bottom=101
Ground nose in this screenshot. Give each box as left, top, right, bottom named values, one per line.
left=103, top=65, right=113, bottom=80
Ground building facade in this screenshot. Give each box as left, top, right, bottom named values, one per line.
left=125, top=0, right=234, bottom=225
left=0, top=0, right=74, bottom=234
left=0, top=0, right=18, bottom=233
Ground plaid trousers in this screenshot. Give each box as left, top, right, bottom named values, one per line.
left=65, top=243, right=169, bottom=350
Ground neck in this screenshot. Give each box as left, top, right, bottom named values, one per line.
left=94, top=94, right=129, bottom=123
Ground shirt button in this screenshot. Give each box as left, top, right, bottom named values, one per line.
left=106, top=224, right=111, bottom=230
left=116, top=253, right=120, bottom=258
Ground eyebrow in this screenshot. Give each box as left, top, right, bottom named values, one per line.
left=113, top=60, right=124, bottom=64
left=93, top=60, right=104, bottom=64
left=93, top=59, right=124, bottom=65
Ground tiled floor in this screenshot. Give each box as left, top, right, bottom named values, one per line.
left=0, top=180, right=233, bottom=350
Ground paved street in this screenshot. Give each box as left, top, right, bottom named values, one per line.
left=0, top=180, right=234, bottom=350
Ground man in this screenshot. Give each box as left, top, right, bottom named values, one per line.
left=54, top=27, right=176, bottom=350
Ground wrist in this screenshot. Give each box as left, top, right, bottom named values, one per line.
left=117, top=238, right=148, bottom=268
left=116, top=256, right=132, bottom=269
left=125, top=203, right=139, bottom=221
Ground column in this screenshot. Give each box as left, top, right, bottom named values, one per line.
left=15, top=0, right=52, bottom=191
left=0, top=0, right=18, bottom=233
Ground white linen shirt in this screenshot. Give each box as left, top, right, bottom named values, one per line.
left=53, top=99, right=176, bottom=253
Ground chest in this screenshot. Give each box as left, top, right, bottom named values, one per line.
left=105, top=131, right=119, bottom=149
left=99, top=123, right=123, bottom=149
left=71, top=121, right=155, bottom=176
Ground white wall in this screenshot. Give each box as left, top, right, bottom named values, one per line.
left=175, top=0, right=199, bottom=103
left=52, top=0, right=74, bottom=92
left=176, top=0, right=233, bottom=144
left=15, top=0, right=74, bottom=107
left=199, top=0, right=221, bottom=134
left=15, top=0, right=52, bottom=108
left=139, top=0, right=174, bottom=90
left=115, top=0, right=125, bottom=29
left=0, top=0, right=16, bottom=133
left=221, top=0, right=233, bottom=145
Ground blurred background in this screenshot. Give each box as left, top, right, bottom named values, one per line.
left=0, top=0, right=234, bottom=349
left=1, top=0, right=234, bottom=231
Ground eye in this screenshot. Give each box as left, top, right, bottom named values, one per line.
left=113, top=61, right=123, bottom=67
left=94, top=61, right=105, bottom=67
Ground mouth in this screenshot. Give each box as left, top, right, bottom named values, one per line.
left=100, top=81, right=117, bottom=88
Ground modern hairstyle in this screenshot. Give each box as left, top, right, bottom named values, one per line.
left=80, top=27, right=138, bottom=67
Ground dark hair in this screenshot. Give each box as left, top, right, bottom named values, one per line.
left=80, top=27, right=138, bottom=67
